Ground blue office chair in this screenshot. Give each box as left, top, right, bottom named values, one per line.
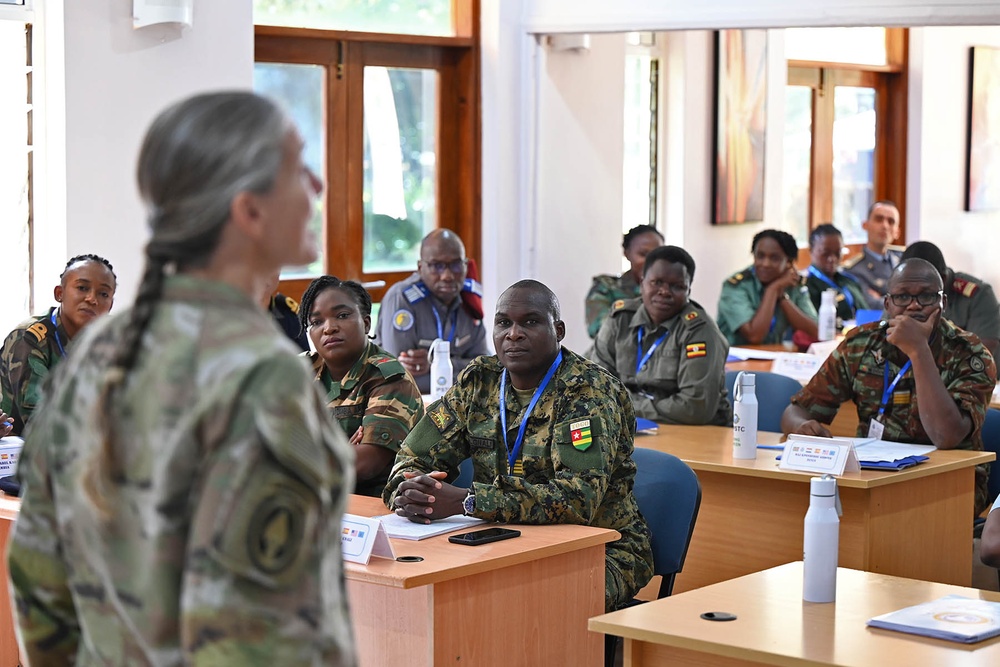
left=974, top=408, right=1000, bottom=537
left=605, top=448, right=702, bottom=667
left=453, top=457, right=474, bottom=489
left=725, top=369, right=803, bottom=433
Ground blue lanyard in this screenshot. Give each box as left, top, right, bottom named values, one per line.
left=635, top=326, right=670, bottom=375
left=499, top=350, right=563, bottom=475
left=50, top=310, right=67, bottom=359
left=431, top=306, right=458, bottom=343
left=808, top=266, right=854, bottom=310
left=879, top=359, right=912, bottom=416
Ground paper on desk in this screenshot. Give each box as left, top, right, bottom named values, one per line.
left=727, top=346, right=782, bottom=361
left=867, top=595, right=1000, bottom=643
left=853, top=440, right=936, bottom=462
left=377, top=512, right=484, bottom=540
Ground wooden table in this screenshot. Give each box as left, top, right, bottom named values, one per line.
left=590, top=562, right=1000, bottom=667
left=637, top=425, right=994, bottom=592
left=345, top=495, right=617, bottom=666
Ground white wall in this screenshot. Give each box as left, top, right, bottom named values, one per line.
left=908, top=26, right=1000, bottom=290
left=35, top=0, right=252, bottom=306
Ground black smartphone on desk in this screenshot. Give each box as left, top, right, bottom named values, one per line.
left=448, top=527, right=521, bottom=546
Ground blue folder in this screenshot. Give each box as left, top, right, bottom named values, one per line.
left=636, top=418, right=659, bottom=434
left=858, top=455, right=929, bottom=471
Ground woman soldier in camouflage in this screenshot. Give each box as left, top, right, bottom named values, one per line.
left=584, top=224, right=664, bottom=339
left=8, top=92, right=356, bottom=665
left=300, top=275, right=424, bottom=497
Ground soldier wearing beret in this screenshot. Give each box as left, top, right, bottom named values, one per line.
left=385, top=279, right=653, bottom=612
left=782, top=258, right=996, bottom=515
left=592, top=245, right=730, bottom=426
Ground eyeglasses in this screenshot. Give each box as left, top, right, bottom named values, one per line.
left=886, top=291, right=943, bottom=307
left=423, top=259, right=467, bottom=275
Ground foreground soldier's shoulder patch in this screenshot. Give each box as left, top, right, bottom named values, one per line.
left=428, top=402, right=456, bottom=432
left=686, top=342, right=707, bottom=358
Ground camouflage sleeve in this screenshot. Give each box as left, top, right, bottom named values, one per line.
left=3, top=331, right=52, bottom=429
left=585, top=276, right=618, bottom=339
left=945, top=340, right=997, bottom=444
left=8, top=426, right=80, bottom=664
left=790, top=337, right=858, bottom=424
left=359, top=374, right=425, bottom=452
left=373, top=284, right=416, bottom=356
left=181, top=356, right=355, bottom=665
left=717, top=280, right=756, bottom=345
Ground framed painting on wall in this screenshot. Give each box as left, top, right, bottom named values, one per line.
left=966, top=46, right=1000, bottom=212
left=712, top=29, right=768, bottom=225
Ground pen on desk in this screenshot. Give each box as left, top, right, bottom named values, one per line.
left=756, top=444, right=785, bottom=450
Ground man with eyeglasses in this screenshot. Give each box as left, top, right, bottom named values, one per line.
left=782, top=258, right=996, bottom=515
left=374, top=229, right=491, bottom=393
left=591, top=245, right=731, bottom=425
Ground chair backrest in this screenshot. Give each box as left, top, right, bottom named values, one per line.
left=631, top=447, right=701, bottom=598
left=725, top=369, right=803, bottom=433
left=453, top=457, right=474, bottom=489
left=982, top=408, right=1000, bottom=505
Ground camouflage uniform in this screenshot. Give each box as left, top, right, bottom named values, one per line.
left=585, top=272, right=641, bottom=339
left=384, top=347, right=654, bottom=612
left=945, top=271, right=1000, bottom=347
left=373, top=272, right=491, bottom=394
left=717, top=267, right=818, bottom=345
left=0, top=307, right=69, bottom=435
left=8, top=275, right=356, bottom=666
left=270, top=291, right=309, bottom=351
left=842, top=246, right=903, bottom=309
left=592, top=298, right=731, bottom=426
left=790, top=319, right=996, bottom=515
left=805, top=267, right=870, bottom=325
left=310, top=339, right=425, bottom=497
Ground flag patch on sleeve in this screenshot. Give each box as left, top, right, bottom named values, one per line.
left=685, top=342, right=707, bottom=358
left=570, top=419, right=593, bottom=451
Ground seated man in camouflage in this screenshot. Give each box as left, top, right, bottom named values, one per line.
left=385, top=279, right=653, bottom=611
left=781, top=258, right=996, bottom=515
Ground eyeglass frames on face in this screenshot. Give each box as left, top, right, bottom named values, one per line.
left=423, top=260, right=467, bottom=275
left=886, top=291, right=943, bottom=307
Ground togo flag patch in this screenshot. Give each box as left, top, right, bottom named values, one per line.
left=570, top=419, right=593, bottom=451
left=686, top=342, right=707, bottom=358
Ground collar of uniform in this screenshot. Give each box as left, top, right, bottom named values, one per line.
left=630, top=303, right=676, bottom=335
left=863, top=246, right=893, bottom=263
left=314, top=339, right=372, bottom=396
left=161, top=274, right=259, bottom=311
left=48, top=306, right=71, bottom=343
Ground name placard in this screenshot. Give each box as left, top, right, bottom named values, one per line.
left=341, top=514, right=396, bottom=565
left=779, top=435, right=861, bottom=476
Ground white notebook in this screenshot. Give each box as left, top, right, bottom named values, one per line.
left=376, top=512, right=484, bottom=541
left=867, top=595, right=1000, bottom=644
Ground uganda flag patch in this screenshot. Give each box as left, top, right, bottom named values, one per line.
left=686, top=342, right=707, bottom=358
left=570, top=419, right=593, bottom=451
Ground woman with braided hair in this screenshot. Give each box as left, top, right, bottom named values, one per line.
left=0, top=254, right=116, bottom=435
left=299, top=275, right=424, bottom=497
left=8, top=92, right=356, bottom=665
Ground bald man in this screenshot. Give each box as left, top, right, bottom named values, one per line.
left=782, top=258, right=996, bottom=515
left=374, top=230, right=491, bottom=393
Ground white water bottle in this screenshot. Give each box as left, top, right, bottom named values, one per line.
left=732, top=371, right=758, bottom=460
left=428, top=338, right=453, bottom=399
left=818, top=289, right=837, bottom=341
left=803, top=475, right=839, bottom=603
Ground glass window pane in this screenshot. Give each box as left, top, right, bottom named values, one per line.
left=363, top=66, right=437, bottom=274
left=785, top=28, right=887, bottom=67
left=832, top=86, right=875, bottom=245
left=622, top=53, right=656, bottom=263
left=782, top=85, right=812, bottom=247
left=253, top=62, right=326, bottom=278
left=253, top=0, right=453, bottom=37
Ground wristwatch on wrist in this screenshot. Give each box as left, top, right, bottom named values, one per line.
left=462, top=488, right=476, bottom=516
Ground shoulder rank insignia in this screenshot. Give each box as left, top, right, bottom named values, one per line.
left=952, top=277, right=978, bottom=298
left=685, top=342, right=707, bottom=358
left=842, top=254, right=863, bottom=269
left=403, top=281, right=429, bottom=304
left=684, top=311, right=698, bottom=321
left=462, top=277, right=484, bottom=297
left=611, top=299, right=626, bottom=312
left=727, top=272, right=744, bottom=285
left=283, top=295, right=300, bottom=314
left=570, top=419, right=593, bottom=451
left=26, top=321, right=48, bottom=343
left=392, top=309, right=415, bottom=332
left=971, top=356, right=986, bottom=373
